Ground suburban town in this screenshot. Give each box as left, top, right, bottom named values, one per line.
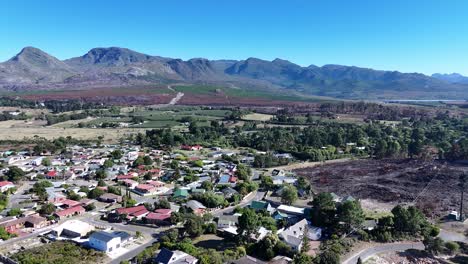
left=2, top=1, right=468, bottom=264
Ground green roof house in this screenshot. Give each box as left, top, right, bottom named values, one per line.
left=173, top=189, right=189, bottom=199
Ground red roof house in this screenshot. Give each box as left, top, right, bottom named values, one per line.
left=135, top=184, right=157, bottom=194
left=0, top=181, right=15, bottom=192
left=54, top=205, right=85, bottom=219
left=116, top=205, right=146, bottom=215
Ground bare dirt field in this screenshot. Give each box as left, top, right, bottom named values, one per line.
left=365, top=250, right=441, bottom=264
left=294, top=159, right=468, bottom=217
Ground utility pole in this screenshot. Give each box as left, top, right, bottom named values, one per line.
left=459, top=172, right=467, bottom=222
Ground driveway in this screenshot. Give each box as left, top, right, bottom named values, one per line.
left=342, top=242, right=424, bottom=264
left=438, top=229, right=468, bottom=243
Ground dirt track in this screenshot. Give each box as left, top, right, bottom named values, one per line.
left=294, top=159, right=468, bottom=217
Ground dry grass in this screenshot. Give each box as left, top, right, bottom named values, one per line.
left=50, top=117, right=96, bottom=128
left=242, top=113, right=274, bottom=121
left=0, top=127, right=147, bottom=142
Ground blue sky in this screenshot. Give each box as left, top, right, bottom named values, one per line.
left=1, top=0, right=467, bottom=75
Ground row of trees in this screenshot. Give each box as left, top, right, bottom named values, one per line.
left=131, top=116, right=468, bottom=165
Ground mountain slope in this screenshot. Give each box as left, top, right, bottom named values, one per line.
left=0, top=46, right=467, bottom=99
left=432, top=73, right=468, bottom=84
left=0, top=47, right=75, bottom=86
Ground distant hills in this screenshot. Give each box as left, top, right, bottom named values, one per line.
left=0, top=46, right=467, bottom=100
left=432, top=73, right=468, bottom=84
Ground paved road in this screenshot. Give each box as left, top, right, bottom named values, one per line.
left=342, top=242, right=424, bottom=264
left=109, top=238, right=157, bottom=264
left=7, top=181, right=33, bottom=209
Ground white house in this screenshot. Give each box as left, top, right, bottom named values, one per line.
left=89, top=231, right=125, bottom=253
left=278, top=219, right=322, bottom=251
left=217, top=215, right=239, bottom=229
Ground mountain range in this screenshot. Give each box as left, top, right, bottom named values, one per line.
left=0, top=46, right=467, bottom=100
left=432, top=73, right=468, bottom=84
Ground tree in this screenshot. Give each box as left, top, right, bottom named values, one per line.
left=445, top=241, right=459, bottom=255
left=391, top=205, right=428, bottom=236
left=7, top=208, right=22, bottom=216
left=237, top=208, right=258, bottom=241
left=84, top=203, right=96, bottom=211
left=111, top=149, right=123, bottom=160
left=293, top=253, right=313, bottom=264
left=423, top=236, right=444, bottom=255
left=143, top=156, right=153, bottom=166
left=67, top=191, right=81, bottom=201
left=261, top=175, right=274, bottom=190
left=87, top=188, right=105, bottom=199
left=133, top=156, right=145, bottom=167
left=336, top=200, right=365, bottom=233
left=281, top=185, right=298, bottom=205
left=103, top=159, right=114, bottom=168
left=236, top=164, right=251, bottom=181
left=184, top=215, right=204, bottom=238
left=6, top=166, right=25, bottom=182
left=357, top=257, right=363, bottom=264
left=154, top=199, right=170, bottom=209
left=318, top=250, right=340, bottom=264
left=201, top=181, right=213, bottom=191
left=204, top=222, right=217, bottom=234
left=42, top=158, right=51, bottom=166
left=39, top=203, right=56, bottom=215
left=95, top=169, right=107, bottom=180
left=311, top=192, right=336, bottom=228
left=97, top=180, right=106, bottom=187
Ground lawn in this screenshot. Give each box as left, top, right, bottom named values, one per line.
left=193, top=234, right=237, bottom=251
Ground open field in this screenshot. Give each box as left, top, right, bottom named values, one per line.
left=242, top=113, right=274, bottom=121
left=295, top=159, right=468, bottom=218
left=0, top=127, right=147, bottom=142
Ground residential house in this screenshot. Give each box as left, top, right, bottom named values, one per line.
left=51, top=220, right=95, bottom=238
left=217, top=215, right=239, bottom=229
left=221, top=187, right=239, bottom=199
left=173, top=189, right=189, bottom=199
left=181, top=145, right=203, bottom=151
left=154, top=248, right=198, bottom=264
left=145, top=209, right=172, bottom=225
left=135, top=184, right=157, bottom=194
left=54, top=205, right=85, bottom=220
left=250, top=201, right=274, bottom=214
left=89, top=231, right=129, bottom=252
left=0, top=181, right=15, bottom=193
left=276, top=205, right=304, bottom=216
left=99, top=193, right=123, bottom=203
left=186, top=200, right=207, bottom=215
left=230, top=255, right=265, bottom=264
left=115, top=205, right=148, bottom=220
left=122, top=179, right=138, bottom=188
left=278, top=219, right=322, bottom=251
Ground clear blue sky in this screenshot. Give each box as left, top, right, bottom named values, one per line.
left=1, top=0, right=467, bottom=75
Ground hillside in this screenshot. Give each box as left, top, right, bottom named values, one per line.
left=0, top=46, right=467, bottom=100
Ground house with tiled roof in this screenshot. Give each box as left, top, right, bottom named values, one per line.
left=0, top=181, right=15, bottom=193
left=54, top=205, right=85, bottom=220
left=99, top=193, right=122, bottom=203
left=145, top=209, right=172, bottom=225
